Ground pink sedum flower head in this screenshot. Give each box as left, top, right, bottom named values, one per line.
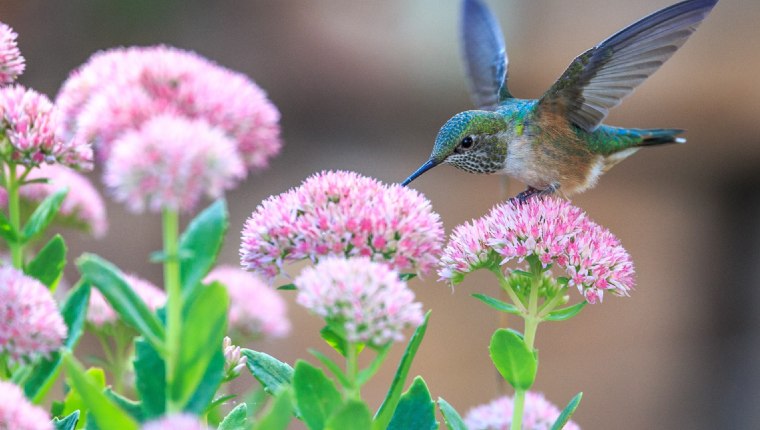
left=0, top=22, right=25, bottom=83
left=103, top=114, right=245, bottom=213
left=205, top=265, right=290, bottom=339
left=0, top=85, right=93, bottom=169
left=294, top=257, right=424, bottom=347
left=464, top=392, right=580, bottom=430
left=0, top=165, right=108, bottom=237
left=241, top=170, right=444, bottom=280
left=56, top=45, right=281, bottom=169
left=88, top=274, right=166, bottom=328
left=0, top=266, right=66, bottom=363
left=439, top=197, right=634, bottom=303
left=0, top=381, right=53, bottom=430
left=141, top=414, right=210, bottom=430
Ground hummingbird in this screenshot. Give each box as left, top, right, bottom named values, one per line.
left=402, top=0, right=718, bottom=201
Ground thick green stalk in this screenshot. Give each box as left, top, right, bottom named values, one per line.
left=162, top=208, right=181, bottom=412
left=6, top=165, right=23, bottom=268
left=346, top=343, right=361, bottom=400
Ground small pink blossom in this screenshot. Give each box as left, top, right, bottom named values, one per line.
left=0, top=381, right=53, bottom=430
left=294, top=257, right=424, bottom=346
left=205, top=265, right=290, bottom=339
left=0, top=165, right=107, bottom=237
left=0, top=22, right=24, bottom=83
left=0, top=85, right=92, bottom=170
left=0, top=266, right=67, bottom=363
left=439, top=197, right=634, bottom=303
left=223, top=336, right=247, bottom=380
left=141, top=414, right=210, bottom=430
left=103, top=114, right=245, bottom=213
left=464, top=392, right=580, bottom=430
left=240, top=170, right=444, bottom=280
left=56, top=45, right=281, bottom=169
left=88, top=274, right=165, bottom=328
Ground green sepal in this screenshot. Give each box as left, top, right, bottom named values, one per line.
left=472, top=293, right=521, bottom=315
left=218, top=403, right=248, bottom=430
left=170, top=282, right=229, bottom=409
left=551, top=392, right=583, bottom=430
left=242, top=349, right=293, bottom=395
left=544, top=301, right=587, bottom=322
left=489, top=328, right=537, bottom=391
left=325, top=400, right=372, bottom=430
left=437, top=398, right=466, bottom=430
left=77, top=254, right=165, bottom=352
left=25, top=234, right=66, bottom=290
left=22, top=187, right=67, bottom=242
left=292, top=360, right=342, bottom=430
left=372, top=311, right=431, bottom=430
left=252, top=388, right=293, bottom=430
left=53, top=410, right=80, bottom=430
left=133, top=338, right=165, bottom=419
left=178, top=199, right=228, bottom=299
left=277, top=283, right=296, bottom=291
left=387, top=377, right=438, bottom=430
left=308, top=349, right=351, bottom=388
left=0, top=210, right=17, bottom=243
left=61, top=356, right=139, bottom=430
left=25, top=282, right=90, bottom=403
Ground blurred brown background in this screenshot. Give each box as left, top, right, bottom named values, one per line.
left=2, top=0, right=759, bottom=428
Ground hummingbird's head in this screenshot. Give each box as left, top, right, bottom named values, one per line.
left=402, top=110, right=506, bottom=186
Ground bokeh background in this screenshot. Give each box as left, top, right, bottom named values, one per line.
left=2, top=0, right=759, bottom=428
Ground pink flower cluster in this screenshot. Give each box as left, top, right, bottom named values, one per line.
left=205, top=265, right=290, bottom=339
left=0, top=85, right=92, bottom=169
left=240, top=170, right=444, bottom=280
left=294, top=257, right=424, bottom=346
left=56, top=45, right=281, bottom=169
left=0, top=22, right=24, bottom=83
left=0, top=381, right=52, bottom=430
left=439, top=197, right=634, bottom=303
left=0, top=266, right=67, bottom=363
left=103, top=115, right=245, bottom=213
left=464, top=392, right=580, bottom=430
left=0, top=165, right=108, bottom=237
left=88, top=274, right=166, bottom=328
left=141, top=414, right=210, bottom=430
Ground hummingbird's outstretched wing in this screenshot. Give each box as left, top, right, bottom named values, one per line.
left=460, top=0, right=511, bottom=111
left=536, top=0, right=718, bottom=132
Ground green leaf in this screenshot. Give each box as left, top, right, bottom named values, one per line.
left=277, top=283, right=296, bottom=291
left=170, top=282, right=229, bottom=409
left=179, top=199, right=228, bottom=299
left=25, top=234, right=67, bottom=290
left=373, top=311, right=431, bottom=430
left=22, top=187, right=68, bottom=241
left=253, top=388, right=293, bottom=430
left=53, top=410, right=80, bottom=430
left=77, top=254, right=165, bottom=351
left=218, top=403, right=248, bottom=430
left=25, top=282, right=90, bottom=403
left=184, top=348, right=225, bottom=414
left=293, top=360, right=342, bottom=430
left=243, top=349, right=293, bottom=394
left=545, top=301, right=587, bottom=322
left=60, top=366, right=104, bottom=430
left=489, top=329, right=537, bottom=391
left=0, top=210, right=17, bottom=243
left=399, top=273, right=417, bottom=281
left=325, top=400, right=372, bottom=430
left=320, top=326, right=349, bottom=357
left=104, top=389, right=144, bottom=422
left=62, top=355, right=139, bottom=430
left=437, top=398, right=466, bottom=430
left=134, top=338, right=165, bottom=419
left=472, top=293, right=521, bottom=315
left=387, top=377, right=438, bottom=430
left=308, top=349, right=351, bottom=388
left=551, top=392, right=583, bottom=430
left=356, top=343, right=391, bottom=386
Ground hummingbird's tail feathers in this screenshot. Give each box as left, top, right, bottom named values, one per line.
left=637, top=128, right=686, bottom=146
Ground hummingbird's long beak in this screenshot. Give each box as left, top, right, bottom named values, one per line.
left=402, top=159, right=439, bottom=186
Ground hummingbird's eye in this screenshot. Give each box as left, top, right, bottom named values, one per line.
left=460, top=136, right=474, bottom=149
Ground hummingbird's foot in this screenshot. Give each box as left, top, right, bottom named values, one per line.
left=512, top=184, right=559, bottom=204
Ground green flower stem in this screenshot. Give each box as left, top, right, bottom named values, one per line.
left=346, top=343, right=361, bottom=400
left=162, top=208, right=182, bottom=412
left=490, top=267, right=527, bottom=314
left=0, top=354, right=9, bottom=380
left=6, top=164, right=23, bottom=268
